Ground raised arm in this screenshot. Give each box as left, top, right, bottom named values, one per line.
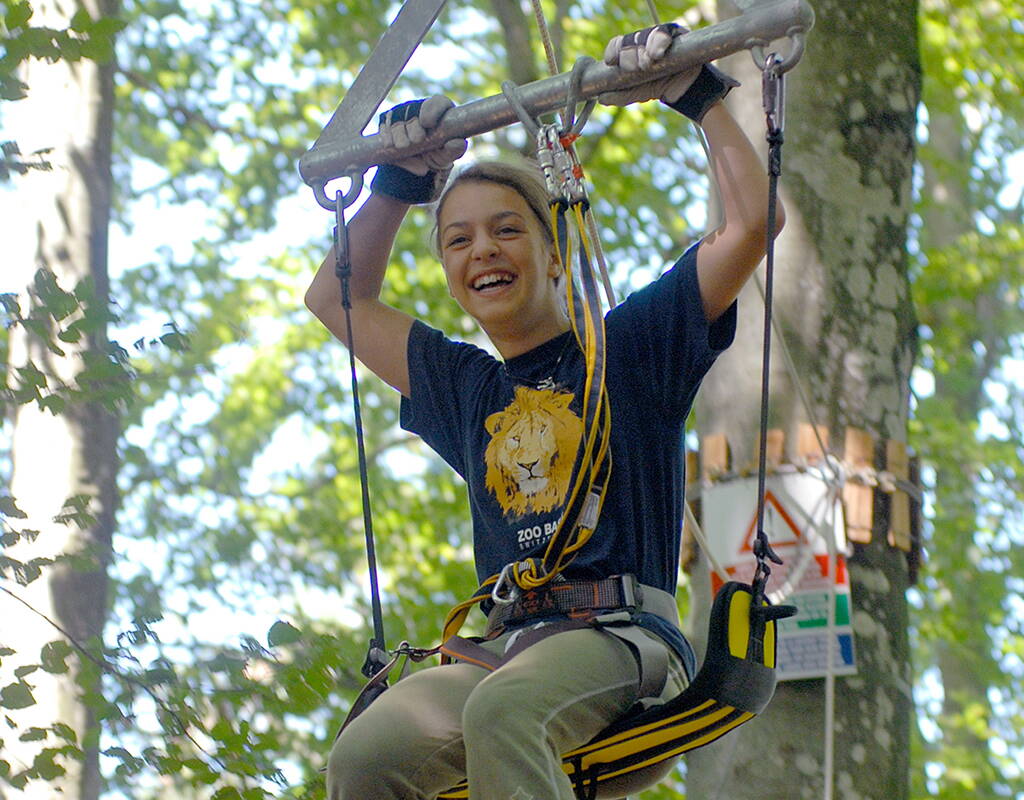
left=305, top=192, right=415, bottom=396
left=304, top=96, right=468, bottom=397
left=695, top=102, right=785, bottom=322
left=599, top=24, right=785, bottom=321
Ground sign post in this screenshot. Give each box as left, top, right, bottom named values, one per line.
left=702, top=472, right=856, bottom=680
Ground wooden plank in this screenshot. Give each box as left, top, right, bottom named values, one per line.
left=797, top=423, right=829, bottom=465
left=686, top=449, right=699, bottom=487
left=908, top=455, right=923, bottom=584
left=886, top=439, right=911, bottom=552
left=842, top=427, right=875, bottom=544
left=701, top=434, right=730, bottom=481
left=765, top=428, right=785, bottom=469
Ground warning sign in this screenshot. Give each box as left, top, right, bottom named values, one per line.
left=701, top=472, right=856, bottom=681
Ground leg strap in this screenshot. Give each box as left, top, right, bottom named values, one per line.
left=593, top=622, right=670, bottom=702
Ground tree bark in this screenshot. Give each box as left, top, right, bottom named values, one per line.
left=685, top=0, right=920, bottom=797
left=0, top=0, right=119, bottom=797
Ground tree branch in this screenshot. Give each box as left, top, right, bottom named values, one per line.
left=0, top=583, right=226, bottom=771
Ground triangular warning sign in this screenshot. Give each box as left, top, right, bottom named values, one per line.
left=740, top=490, right=806, bottom=553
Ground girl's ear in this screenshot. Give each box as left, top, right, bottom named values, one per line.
left=547, top=247, right=561, bottom=279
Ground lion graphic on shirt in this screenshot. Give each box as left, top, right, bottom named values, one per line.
left=484, top=386, right=583, bottom=518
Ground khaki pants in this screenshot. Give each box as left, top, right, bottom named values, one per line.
left=326, top=624, right=687, bottom=800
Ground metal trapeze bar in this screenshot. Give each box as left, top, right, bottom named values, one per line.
left=298, top=0, right=814, bottom=194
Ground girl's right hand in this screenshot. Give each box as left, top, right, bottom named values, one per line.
left=371, top=95, right=468, bottom=204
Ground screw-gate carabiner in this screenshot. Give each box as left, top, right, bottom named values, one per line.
left=761, top=52, right=785, bottom=137
left=536, top=124, right=588, bottom=207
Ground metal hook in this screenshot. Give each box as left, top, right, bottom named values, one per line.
left=501, top=80, right=541, bottom=137
left=313, top=171, right=365, bottom=212
left=561, top=56, right=597, bottom=138
left=747, top=26, right=806, bottom=76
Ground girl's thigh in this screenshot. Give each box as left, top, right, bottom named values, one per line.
left=326, top=660, right=487, bottom=800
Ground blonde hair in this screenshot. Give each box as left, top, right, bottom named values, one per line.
left=432, top=159, right=555, bottom=257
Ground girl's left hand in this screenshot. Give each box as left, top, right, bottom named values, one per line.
left=599, top=24, right=739, bottom=123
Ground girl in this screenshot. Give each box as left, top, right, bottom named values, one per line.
left=305, top=25, right=784, bottom=800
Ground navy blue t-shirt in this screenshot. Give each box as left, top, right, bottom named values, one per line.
left=400, top=243, right=735, bottom=595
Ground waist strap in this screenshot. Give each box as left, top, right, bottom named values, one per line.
left=486, top=574, right=679, bottom=634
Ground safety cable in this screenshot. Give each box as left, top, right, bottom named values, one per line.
left=750, top=54, right=787, bottom=604
left=752, top=53, right=838, bottom=800
left=333, top=192, right=389, bottom=679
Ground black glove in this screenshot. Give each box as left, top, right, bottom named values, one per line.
left=661, top=63, right=740, bottom=123
left=370, top=95, right=468, bottom=204
left=600, top=23, right=739, bottom=124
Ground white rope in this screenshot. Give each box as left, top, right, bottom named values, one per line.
left=527, top=0, right=618, bottom=309
left=528, top=0, right=561, bottom=76
left=585, top=208, right=618, bottom=307
left=684, top=498, right=731, bottom=584
left=822, top=482, right=841, bottom=800
left=751, top=272, right=840, bottom=485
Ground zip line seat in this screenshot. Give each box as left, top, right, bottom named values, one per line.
left=436, top=580, right=792, bottom=800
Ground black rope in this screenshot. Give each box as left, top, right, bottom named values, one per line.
left=752, top=62, right=786, bottom=601
left=334, top=195, right=388, bottom=678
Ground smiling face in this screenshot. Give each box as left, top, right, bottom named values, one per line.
left=437, top=179, right=566, bottom=355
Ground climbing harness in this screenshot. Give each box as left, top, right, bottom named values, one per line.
left=306, top=1, right=814, bottom=797
left=438, top=84, right=615, bottom=642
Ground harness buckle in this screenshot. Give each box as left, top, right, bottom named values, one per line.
left=617, top=573, right=642, bottom=615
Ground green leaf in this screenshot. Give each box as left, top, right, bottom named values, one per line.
left=18, top=727, right=47, bottom=742
left=0, top=682, right=36, bottom=710
left=91, top=16, right=127, bottom=36
left=267, top=620, right=301, bottom=647
left=32, top=747, right=65, bottom=780
left=69, top=8, right=92, bottom=32
left=40, top=640, right=72, bottom=674
left=4, top=2, right=32, bottom=29
left=0, top=496, right=28, bottom=520
left=38, top=394, right=66, bottom=415
left=51, top=722, right=77, bottom=743
left=142, top=666, right=175, bottom=686
left=0, top=293, right=20, bottom=315
left=57, top=326, right=83, bottom=343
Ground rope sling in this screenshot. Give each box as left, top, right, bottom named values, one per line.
left=323, top=6, right=808, bottom=798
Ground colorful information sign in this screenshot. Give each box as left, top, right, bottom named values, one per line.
left=701, top=472, right=856, bottom=680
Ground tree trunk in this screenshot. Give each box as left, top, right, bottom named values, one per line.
left=0, top=0, right=119, bottom=797
left=684, top=0, right=920, bottom=797
left=917, top=108, right=1000, bottom=794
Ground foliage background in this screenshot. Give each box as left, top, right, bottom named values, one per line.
left=0, top=0, right=1021, bottom=797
